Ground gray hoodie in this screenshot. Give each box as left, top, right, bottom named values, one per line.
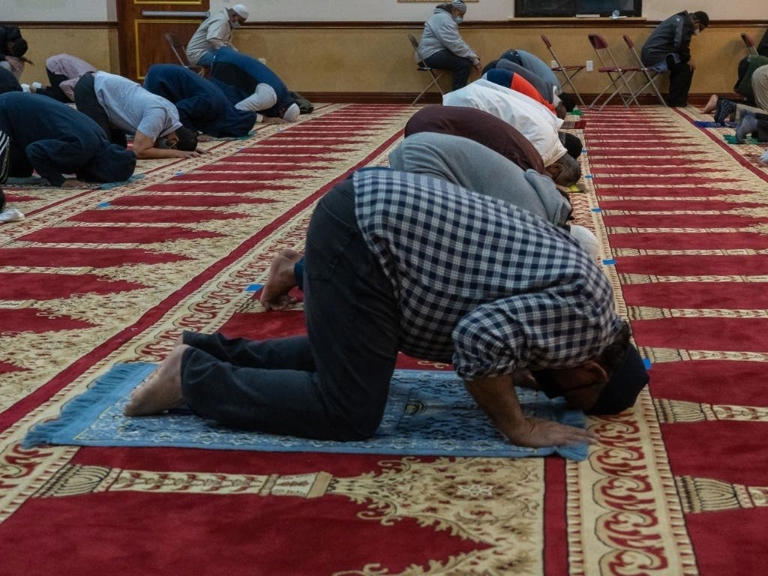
left=388, top=131, right=571, bottom=226
left=417, top=5, right=479, bottom=65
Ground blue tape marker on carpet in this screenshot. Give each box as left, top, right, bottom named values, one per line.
left=602, top=259, right=616, bottom=265
left=23, top=363, right=589, bottom=460
left=246, top=283, right=263, bottom=292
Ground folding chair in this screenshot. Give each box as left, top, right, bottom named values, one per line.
left=408, top=33, right=445, bottom=105
left=164, top=32, right=204, bottom=75
left=541, top=34, right=586, bottom=106
left=622, top=35, right=667, bottom=106
left=587, top=34, right=642, bottom=110
left=741, top=33, right=759, bottom=56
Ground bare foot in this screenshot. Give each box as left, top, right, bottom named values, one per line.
left=701, top=94, right=718, bottom=114
left=124, top=344, right=189, bottom=416
left=260, top=249, right=302, bottom=311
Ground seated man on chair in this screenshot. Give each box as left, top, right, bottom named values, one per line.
left=144, top=64, right=257, bottom=138
left=443, top=79, right=582, bottom=186
left=125, top=168, right=648, bottom=448
left=641, top=10, right=709, bottom=107
left=74, top=71, right=201, bottom=160
left=418, top=0, right=480, bottom=91
left=185, top=4, right=249, bottom=67
left=208, top=47, right=300, bottom=122
left=0, top=92, right=135, bottom=187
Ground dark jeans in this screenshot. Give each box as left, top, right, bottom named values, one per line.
left=424, top=49, right=473, bottom=91
left=180, top=179, right=401, bottom=440
left=73, top=73, right=127, bottom=147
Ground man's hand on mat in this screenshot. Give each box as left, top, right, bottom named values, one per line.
left=506, top=417, right=598, bottom=447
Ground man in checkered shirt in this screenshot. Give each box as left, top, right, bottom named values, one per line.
left=126, top=169, right=648, bottom=448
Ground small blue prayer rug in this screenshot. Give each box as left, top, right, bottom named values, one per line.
left=24, top=363, right=588, bottom=460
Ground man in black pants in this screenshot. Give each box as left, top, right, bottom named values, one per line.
left=641, top=10, right=709, bottom=107
left=125, top=169, right=648, bottom=447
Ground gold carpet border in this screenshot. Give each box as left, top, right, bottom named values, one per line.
left=568, top=107, right=702, bottom=576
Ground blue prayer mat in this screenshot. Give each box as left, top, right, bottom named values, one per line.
left=24, top=363, right=589, bottom=460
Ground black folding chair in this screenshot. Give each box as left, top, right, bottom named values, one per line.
left=408, top=33, right=445, bottom=105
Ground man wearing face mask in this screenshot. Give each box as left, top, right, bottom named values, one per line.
left=641, top=10, right=709, bottom=107
left=417, top=0, right=480, bottom=91
left=186, top=4, right=249, bottom=67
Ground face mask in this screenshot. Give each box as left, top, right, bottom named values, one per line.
left=693, top=27, right=700, bottom=36
left=231, top=20, right=242, bottom=29
left=454, top=16, right=463, bottom=24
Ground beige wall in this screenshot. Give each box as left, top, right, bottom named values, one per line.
left=236, top=22, right=766, bottom=97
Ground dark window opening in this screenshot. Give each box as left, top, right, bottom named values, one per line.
left=515, top=0, right=642, bottom=18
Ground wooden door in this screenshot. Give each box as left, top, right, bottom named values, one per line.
left=117, top=0, right=211, bottom=81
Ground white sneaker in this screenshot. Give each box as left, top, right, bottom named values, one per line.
left=20, top=83, right=30, bottom=93
left=760, top=150, right=768, bottom=165
left=31, top=81, right=42, bottom=92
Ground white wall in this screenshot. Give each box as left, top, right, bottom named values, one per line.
left=2, top=0, right=114, bottom=21
left=2, top=0, right=764, bottom=22
left=212, top=0, right=766, bottom=22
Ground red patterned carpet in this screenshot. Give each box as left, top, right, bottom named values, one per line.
left=0, top=103, right=766, bottom=574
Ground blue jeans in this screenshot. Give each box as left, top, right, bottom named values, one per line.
left=180, top=179, right=401, bottom=440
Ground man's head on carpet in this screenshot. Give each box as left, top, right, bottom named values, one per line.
left=531, top=323, right=648, bottom=413
left=164, top=126, right=198, bottom=152
left=546, top=153, right=581, bottom=186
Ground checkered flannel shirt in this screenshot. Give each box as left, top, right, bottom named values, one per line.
left=353, top=168, right=622, bottom=380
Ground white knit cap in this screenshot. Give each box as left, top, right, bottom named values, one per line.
left=569, top=225, right=600, bottom=259
left=283, top=102, right=300, bottom=122
left=231, top=4, right=249, bottom=20
left=451, top=0, right=467, bottom=14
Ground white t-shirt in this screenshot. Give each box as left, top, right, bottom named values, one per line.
left=93, top=71, right=182, bottom=140
left=443, top=79, right=567, bottom=166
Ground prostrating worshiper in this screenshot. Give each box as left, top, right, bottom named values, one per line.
left=143, top=64, right=257, bottom=138
left=443, top=79, right=581, bottom=186
left=734, top=109, right=768, bottom=144
left=417, top=0, right=480, bottom=91
left=185, top=3, right=249, bottom=67
left=404, top=104, right=546, bottom=174
left=125, top=169, right=648, bottom=448
left=259, top=129, right=598, bottom=311
left=485, top=68, right=560, bottom=116
left=641, top=10, right=709, bottom=107
left=0, top=67, right=21, bottom=95
left=73, top=71, right=201, bottom=159
left=0, top=92, right=135, bottom=187
left=207, top=47, right=300, bottom=122
left=0, top=25, right=30, bottom=79
left=702, top=64, right=768, bottom=125
left=30, top=53, right=97, bottom=102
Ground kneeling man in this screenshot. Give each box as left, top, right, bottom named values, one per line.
left=0, top=92, right=135, bottom=186
left=125, top=168, right=648, bottom=447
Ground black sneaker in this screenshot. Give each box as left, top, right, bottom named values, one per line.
left=0, top=130, right=8, bottom=185
left=714, top=98, right=736, bottom=125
